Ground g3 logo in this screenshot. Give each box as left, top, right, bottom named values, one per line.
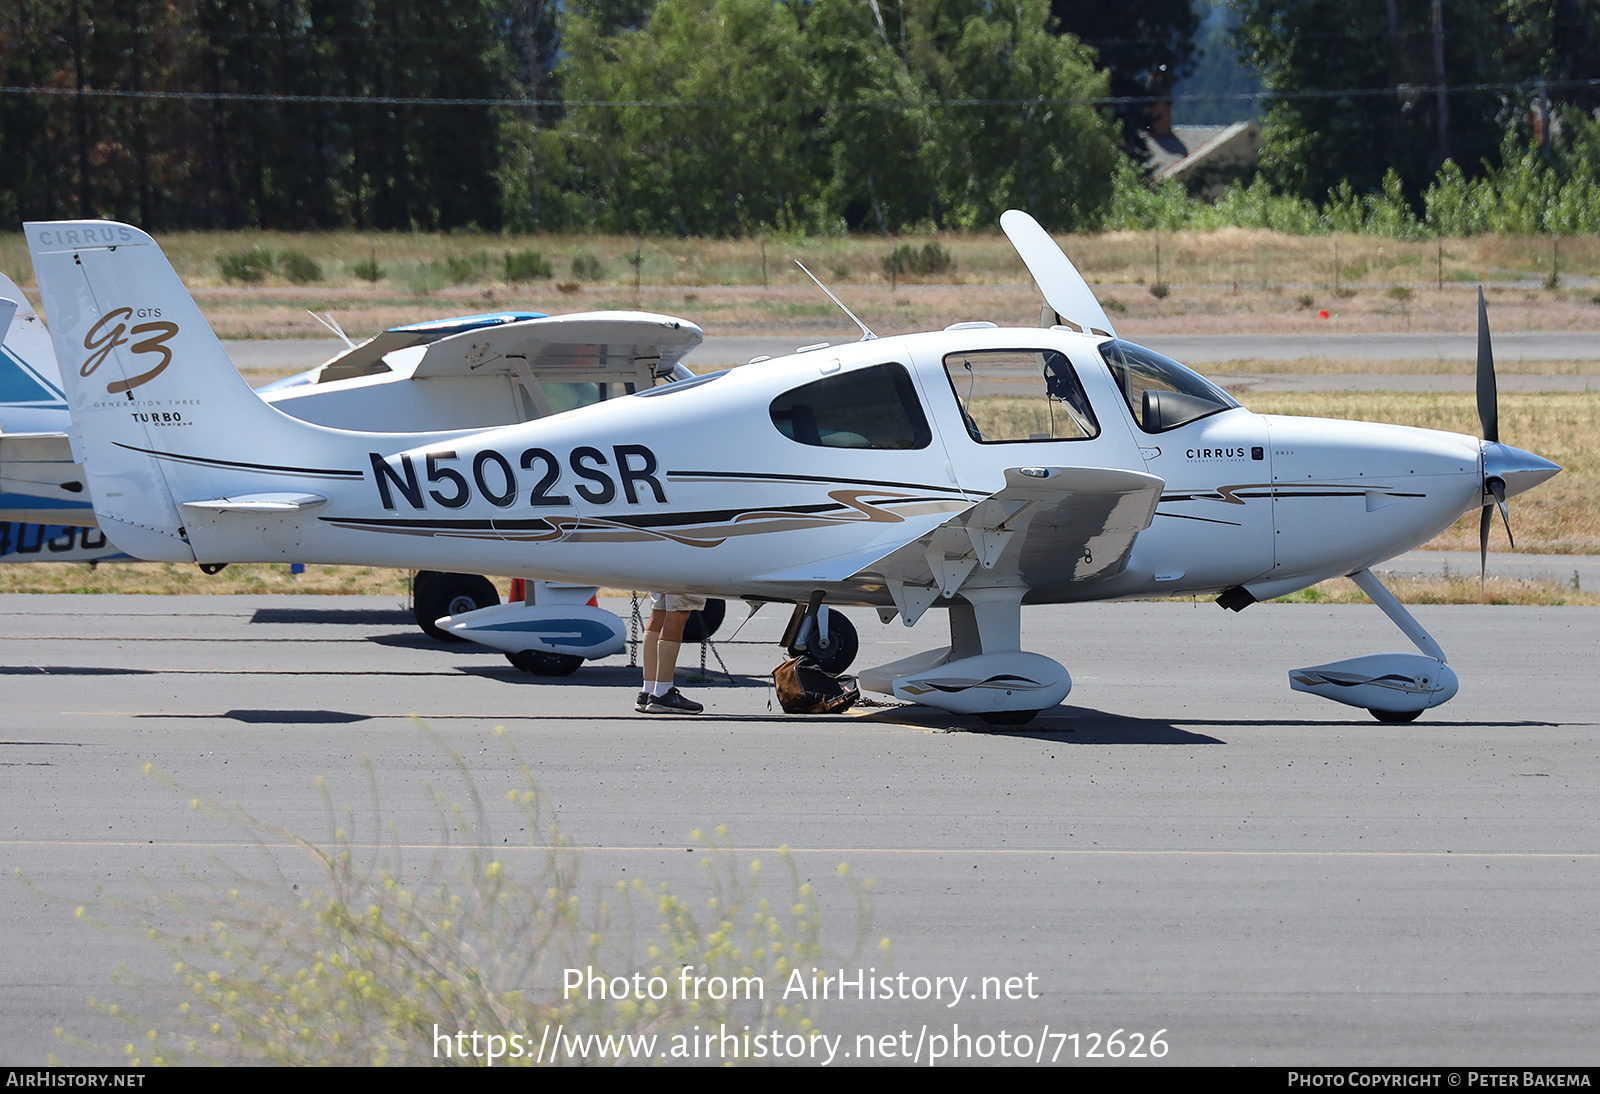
left=81, top=307, right=180, bottom=395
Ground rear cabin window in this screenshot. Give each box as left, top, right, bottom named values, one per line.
left=942, top=349, right=1100, bottom=443
left=769, top=363, right=931, bottom=450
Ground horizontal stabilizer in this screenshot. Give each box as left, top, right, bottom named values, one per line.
left=180, top=493, right=328, bottom=514
left=0, top=430, right=88, bottom=513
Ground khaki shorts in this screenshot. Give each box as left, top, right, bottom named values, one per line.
left=650, top=592, right=707, bottom=613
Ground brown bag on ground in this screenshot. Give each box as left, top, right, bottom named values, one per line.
left=773, top=656, right=859, bottom=714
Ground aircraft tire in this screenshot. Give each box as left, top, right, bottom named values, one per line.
left=1368, top=707, right=1424, bottom=723
left=506, top=649, right=584, bottom=676
left=979, top=709, right=1041, bottom=726
left=681, top=598, right=727, bottom=644
left=788, top=612, right=859, bottom=675
left=414, top=572, right=500, bottom=642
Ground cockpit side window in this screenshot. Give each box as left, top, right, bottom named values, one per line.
left=941, top=349, right=1100, bottom=443
left=769, top=363, right=931, bottom=450
left=1099, top=339, right=1239, bottom=433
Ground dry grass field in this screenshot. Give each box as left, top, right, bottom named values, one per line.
left=6, top=228, right=1600, bottom=340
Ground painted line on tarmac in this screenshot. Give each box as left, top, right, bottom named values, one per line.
left=5, top=839, right=1599, bottom=858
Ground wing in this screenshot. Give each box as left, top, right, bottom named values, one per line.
left=848, top=465, right=1163, bottom=622
left=408, top=311, right=703, bottom=388
left=302, top=311, right=703, bottom=388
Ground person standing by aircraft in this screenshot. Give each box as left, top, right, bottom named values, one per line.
left=637, top=593, right=705, bottom=714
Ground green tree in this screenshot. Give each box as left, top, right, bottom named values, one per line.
left=922, top=0, right=1123, bottom=230
left=1235, top=0, right=1510, bottom=203
left=555, top=0, right=820, bottom=235
left=803, top=0, right=942, bottom=233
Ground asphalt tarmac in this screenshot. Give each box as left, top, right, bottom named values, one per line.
left=3, top=594, right=1597, bottom=1065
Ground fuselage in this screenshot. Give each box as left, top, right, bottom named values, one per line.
left=180, top=326, right=1487, bottom=606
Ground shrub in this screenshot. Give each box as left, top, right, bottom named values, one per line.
left=1099, top=296, right=1127, bottom=313
left=446, top=253, right=489, bottom=285
left=51, top=732, right=880, bottom=1066
left=504, top=250, right=554, bottom=283
left=398, top=263, right=451, bottom=295
left=218, top=248, right=274, bottom=283
left=1149, top=282, right=1170, bottom=300
left=882, top=242, right=954, bottom=281
left=570, top=252, right=605, bottom=281
left=352, top=258, right=383, bottom=283
left=279, top=251, right=323, bottom=285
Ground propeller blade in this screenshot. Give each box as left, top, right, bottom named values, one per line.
left=1488, top=477, right=1514, bottom=549
left=1476, top=286, right=1499, bottom=443
left=1479, top=503, right=1492, bottom=584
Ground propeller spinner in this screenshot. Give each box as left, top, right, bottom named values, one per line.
left=1475, top=287, right=1561, bottom=580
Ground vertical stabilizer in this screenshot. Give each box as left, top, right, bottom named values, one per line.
left=25, top=222, right=319, bottom=561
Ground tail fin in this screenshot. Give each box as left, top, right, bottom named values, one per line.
left=25, top=222, right=328, bottom=561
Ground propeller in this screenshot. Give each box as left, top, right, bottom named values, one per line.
left=1475, top=287, right=1560, bottom=581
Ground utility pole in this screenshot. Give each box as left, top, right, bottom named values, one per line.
left=1431, top=0, right=1452, bottom=168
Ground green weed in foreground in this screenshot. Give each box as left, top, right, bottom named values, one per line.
left=44, top=729, right=880, bottom=1065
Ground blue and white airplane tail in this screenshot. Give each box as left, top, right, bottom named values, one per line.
left=24, top=222, right=381, bottom=562
left=1, top=270, right=126, bottom=558
left=0, top=272, right=71, bottom=434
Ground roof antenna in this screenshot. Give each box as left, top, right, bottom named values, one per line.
left=307, top=310, right=356, bottom=349
left=793, top=260, right=877, bottom=341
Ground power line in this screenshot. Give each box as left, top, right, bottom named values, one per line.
left=0, top=78, right=1592, bottom=109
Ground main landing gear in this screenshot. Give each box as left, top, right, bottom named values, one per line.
left=854, top=587, right=1070, bottom=726
left=781, top=596, right=860, bottom=675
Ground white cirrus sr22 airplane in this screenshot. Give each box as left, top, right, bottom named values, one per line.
left=21, top=215, right=1559, bottom=724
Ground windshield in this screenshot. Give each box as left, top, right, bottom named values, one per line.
left=1099, top=340, right=1239, bottom=433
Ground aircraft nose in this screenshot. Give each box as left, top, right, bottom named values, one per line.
left=1482, top=441, right=1561, bottom=500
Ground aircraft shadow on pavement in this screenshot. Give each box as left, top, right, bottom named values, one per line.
left=927, top=707, right=1566, bottom=741
left=0, top=665, right=156, bottom=675
left=133, top=709, right=374, bottom=723
left=858, top=703, right=1225, bottom=743
left=454, top=664, right=769, bottom=689
left=365, top=633, right=502, bottom=654
left=251, top=607, right=414, bottom=626
left=222, top=709, right=370, bottom=724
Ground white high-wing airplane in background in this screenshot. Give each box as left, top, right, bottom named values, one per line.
left=0, top=265, right=714, bottom=669
left=18, top=215, right=1560, bottom=723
